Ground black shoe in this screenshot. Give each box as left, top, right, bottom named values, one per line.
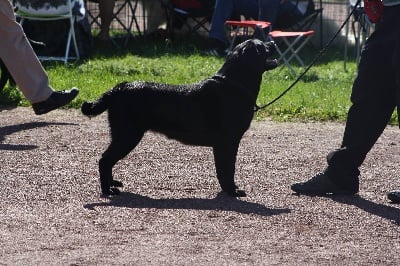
left=32, top=87, right=79, bottom=115
left=291, top=172, right=359, bottom=195
left=387, top=191, right=400, bottom=203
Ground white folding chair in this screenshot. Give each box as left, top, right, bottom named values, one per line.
left=14, top=0, right=80, bottom=64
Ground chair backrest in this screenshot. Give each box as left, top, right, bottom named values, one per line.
left=275, top=0, right=321, bottom=30
left=291, top=11, right=322, bottom=32
left=170, top=0, right=214, bottom=13
left=171, top=0, right=202, bottom=10
left=14, top=0, right=74, bottom=17
left=172, top=0, right=215, bottom=10
left=13, top=0, right=86, bottom=62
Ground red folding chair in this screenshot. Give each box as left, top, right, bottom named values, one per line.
left=225, top=20, right=314, bottom=75
left=225, top=20, right=271, bottom=52
left=268, top=30, right=315, bottom=75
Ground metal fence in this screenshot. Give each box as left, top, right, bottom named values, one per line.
left=85, top=0, right=362, bottom=46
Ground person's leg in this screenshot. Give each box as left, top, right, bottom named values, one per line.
left=258, top=0, right=280, bottom=24
left=0, top=0, right=79, bottom=114
left=387, top=6, right=400, bottom=204
left=291, top=10, right=398, bottom=195
left=272, top=0, right=303, bottom=29
left=327, top=9, right=399, bottom=188
left=208, top=0, right=258, bottom=55
left=232, top=0, right=259, bottom=19
left=326, top=35, right=397, bottom=188
left=209, top=0, right=235, bottom=46
left=98, top=0, right=115, bottom=40
left=0, top=0, right=52, bottom=103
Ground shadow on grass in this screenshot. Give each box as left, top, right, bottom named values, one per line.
left=0, top=121, right=78, bottom=150
left=88, top=32, right=347, bottom=65
left=84, top=191, right=291, bottom=217
left=89, top=34, right=211, bottom=59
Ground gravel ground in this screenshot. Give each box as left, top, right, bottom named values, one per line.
left=0, top=107, right=399, bottom=265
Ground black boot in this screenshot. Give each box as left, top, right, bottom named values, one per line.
left=291, top=171, right=359, bottom=195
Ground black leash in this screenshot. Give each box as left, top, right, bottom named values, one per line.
left=254, top=0, right=362, bottom=112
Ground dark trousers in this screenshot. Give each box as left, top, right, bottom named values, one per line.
left=326, top=5, right=400, bottom=187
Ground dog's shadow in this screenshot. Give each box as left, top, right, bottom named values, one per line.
left=84, top=192, right=291, bottom=217
left=0, top=121, right=77, bottom=150
left=327, top=194, right=400, bottom=225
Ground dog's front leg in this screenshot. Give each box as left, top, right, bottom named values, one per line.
left=99, top=156, right=123, bottom=196
left=212, top=141, right=246, bottom=197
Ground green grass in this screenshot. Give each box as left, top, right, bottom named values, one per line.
left=1, top=36, right=398, bottom=125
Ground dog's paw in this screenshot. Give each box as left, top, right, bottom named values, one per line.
left=225, top=189, right=247, bottom=197
left=101, top=187, right=121, bottom=196
left=111, top=180, right=123, bottom=187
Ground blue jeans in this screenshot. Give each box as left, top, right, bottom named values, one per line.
left=209, top=0, right=297, bottom=45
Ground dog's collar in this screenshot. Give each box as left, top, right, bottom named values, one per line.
left=211, top=74, right=260, bottom=112
left=212, top=74, right=249, bottom=91
left=212, top=74, right=230, bottom=84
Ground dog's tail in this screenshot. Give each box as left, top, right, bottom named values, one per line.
left=81, top=82, right=129, bottom=116
left=81, top=99, right=108, bottom=117
left=81, top=90, right=113, bottom=116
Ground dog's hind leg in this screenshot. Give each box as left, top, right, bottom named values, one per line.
left=212, top=141, right=246, bottom=197
left=99, top=129, right=145, bottom=196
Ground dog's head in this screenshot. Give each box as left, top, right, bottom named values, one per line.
left=222, top=39, right=278, bottom=75
left=215, top=39, right=278, bottom=96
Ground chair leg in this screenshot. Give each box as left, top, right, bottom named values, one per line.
left=86, top=7, right=101, bottom=28
left=62, top=17, right=80, bottom=64
left=16, top=10, right=80, bottom=64
left=269, top=34, right=313, bottom=76
left=70, top=17, right=80, bottom=61
left=281, top=36, right=308, bottom=67
left=113, top=0, right=140, bottom=47
left=64, top=28, right=72, bottom=64
left=271, top=40, right=296, bottom=76
left=227, top=27, right=240, bottom=52
left=123, top=0, right=140, bottom=46
left=187, top=17, right=209, bottom=34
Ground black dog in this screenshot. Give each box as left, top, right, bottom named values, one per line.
left=81, top=39, right=278, bottom=197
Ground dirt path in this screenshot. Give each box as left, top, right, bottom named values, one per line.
left=0, top=107, right=399, bottom=265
